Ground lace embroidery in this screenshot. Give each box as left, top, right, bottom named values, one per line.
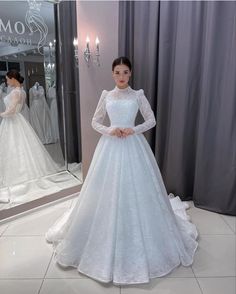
left=91, top=87, right=156, bottom=135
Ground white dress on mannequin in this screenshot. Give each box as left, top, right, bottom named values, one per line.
left=29, top=83, right=54, bottom=144
left=48, top=86, right=59, bottom=141
left=46, top=86, right=198, bottom=285
left=0, top=87, right=59, bottom=198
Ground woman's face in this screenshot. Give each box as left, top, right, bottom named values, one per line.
left=112, top=64, right=131, bottom=89
left=6, top=76, right=14, bottom=87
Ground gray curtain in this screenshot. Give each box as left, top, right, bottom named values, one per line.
left=55, top=1, right=82, bottom=165
left=119, top=1, right=236, bottom=215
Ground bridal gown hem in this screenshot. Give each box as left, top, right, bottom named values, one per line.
left=54, top=240, right=198, bottom=285
left=46, top=86, right=198, bottom=285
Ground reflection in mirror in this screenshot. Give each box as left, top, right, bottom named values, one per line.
left=0, top=0, right=82, bottom=213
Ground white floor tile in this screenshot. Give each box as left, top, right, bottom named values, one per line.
left=165, top=265, right=195, bottom=278
left=221, top=215, right=236, bottom=233
left=197, top=277, right=236, bottom=294
left=0, top=236, right=52, bottom=278
left=188, top=207, right=234, bottom=234
left=121, top=277, right=202, bottom=294
left=40, top=278, right=120, bottom=294
left=3, top=207, right=67, bottom=236
left=0, top=223, right=9, bottom=236
left=46, top=257, right=87, bottom=279
left=192, top=235, right=236, bottom=277
left=0, top=279, right=42, bottom=294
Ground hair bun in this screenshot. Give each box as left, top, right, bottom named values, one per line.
left=19, top=76, right=24, bottom=84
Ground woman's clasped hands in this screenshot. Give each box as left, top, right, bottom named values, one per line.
left=110, top=127, right=135, bottom=138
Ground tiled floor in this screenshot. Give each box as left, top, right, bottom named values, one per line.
left=0, top=197, right=235, bottom=294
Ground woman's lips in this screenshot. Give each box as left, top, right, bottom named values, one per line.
left=119, top=81, right=125, bottom=83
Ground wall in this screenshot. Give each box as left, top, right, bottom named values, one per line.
left=76, top=0, right=119, bottom=176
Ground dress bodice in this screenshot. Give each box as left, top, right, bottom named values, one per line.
left=30, top=86, right=45, bottom=101
left=91, top=86, right=156, bottom=135
left=106, top=88, right=139, bottom=128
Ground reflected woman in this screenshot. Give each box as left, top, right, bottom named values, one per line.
left=0, top=70, right=59, bottom=202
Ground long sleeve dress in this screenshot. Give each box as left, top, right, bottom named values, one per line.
left=46, top=86, right=198, bottom=285
left=0, top=87, right=59, bottom=202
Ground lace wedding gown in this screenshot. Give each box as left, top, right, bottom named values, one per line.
left=0, top=87, right=59, bottom=197
left=46, top=86, right=198, bottom=285
left=29, top=85, right=54, bottom=144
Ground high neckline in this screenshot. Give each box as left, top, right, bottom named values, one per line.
left=114, top=86, right=131, bottom=92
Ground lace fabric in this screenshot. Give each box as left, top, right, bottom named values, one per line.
left=91, top=86, right=156, bottom=135
left=0, top=88, right=23, bottom=117
left=0, top=87, right=59, bottom=190
left=46, top=85, right=198, bottom=285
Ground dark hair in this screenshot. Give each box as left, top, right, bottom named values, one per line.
left=112, top=56, right=132, bottom=71
left=6, top=69, right=24, bottom=84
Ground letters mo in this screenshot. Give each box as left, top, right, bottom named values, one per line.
left=0, top=18, right=27, bottom=35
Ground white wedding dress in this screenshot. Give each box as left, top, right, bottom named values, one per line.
left=46, top=86, right=198, bottom=285
left=48, top=87, right=59, bottom=141
left=0, top=87, right=59, bottom=195
left=29, top=85, right=54, bottom=144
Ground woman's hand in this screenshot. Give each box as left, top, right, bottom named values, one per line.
left=110, top=128, right=124, bottom=137
left=121, top=128, right=135, bottom=137
left=110, top=127, right=135, bottom=138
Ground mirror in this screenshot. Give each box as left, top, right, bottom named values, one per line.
left=0, top=0, right=82, bottom=216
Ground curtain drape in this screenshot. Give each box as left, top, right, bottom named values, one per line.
left=55, top=1, right=82, bottom=165
left=119, top=1, right=236, bottom=215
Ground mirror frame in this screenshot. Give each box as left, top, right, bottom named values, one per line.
left=0, top=0, right=82, bottom=222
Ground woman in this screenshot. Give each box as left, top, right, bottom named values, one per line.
left=0, top=70, right=59, bottom=202
left=46, top=57, right=198, bottom=285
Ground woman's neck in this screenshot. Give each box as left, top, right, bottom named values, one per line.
left=116, top=84, right=129, bottom=90
left=12, top=82, right=21, bottom=88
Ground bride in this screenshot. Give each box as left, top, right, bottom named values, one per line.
left=0, top=70, right=59, bottom=201
left=46, top=57, right=198, bottom=285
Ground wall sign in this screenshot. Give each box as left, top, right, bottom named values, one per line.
left=0, top=0, right=48, bottom=54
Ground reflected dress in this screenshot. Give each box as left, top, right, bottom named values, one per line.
left=46, top=86, right=198, bottom=285
left=0, top=86, right=6, bottom=124
left=48, top=86, right=59, bottom=141
left=0, top=87, right=59, bottom=195
left=20, top=88, right=30, bottom=121
left=29, top=85, right=54, bottom=144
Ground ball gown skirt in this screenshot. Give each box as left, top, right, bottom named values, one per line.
left=46, top=133, right=198, bottom=285
left=0, top=112, right=59, bottom=188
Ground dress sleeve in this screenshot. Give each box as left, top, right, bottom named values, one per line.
left=0, top=90, right=21, bottom=117
left=132, top=90, right=156, bottom=134
left=91, top=90, right=114, bottom=136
